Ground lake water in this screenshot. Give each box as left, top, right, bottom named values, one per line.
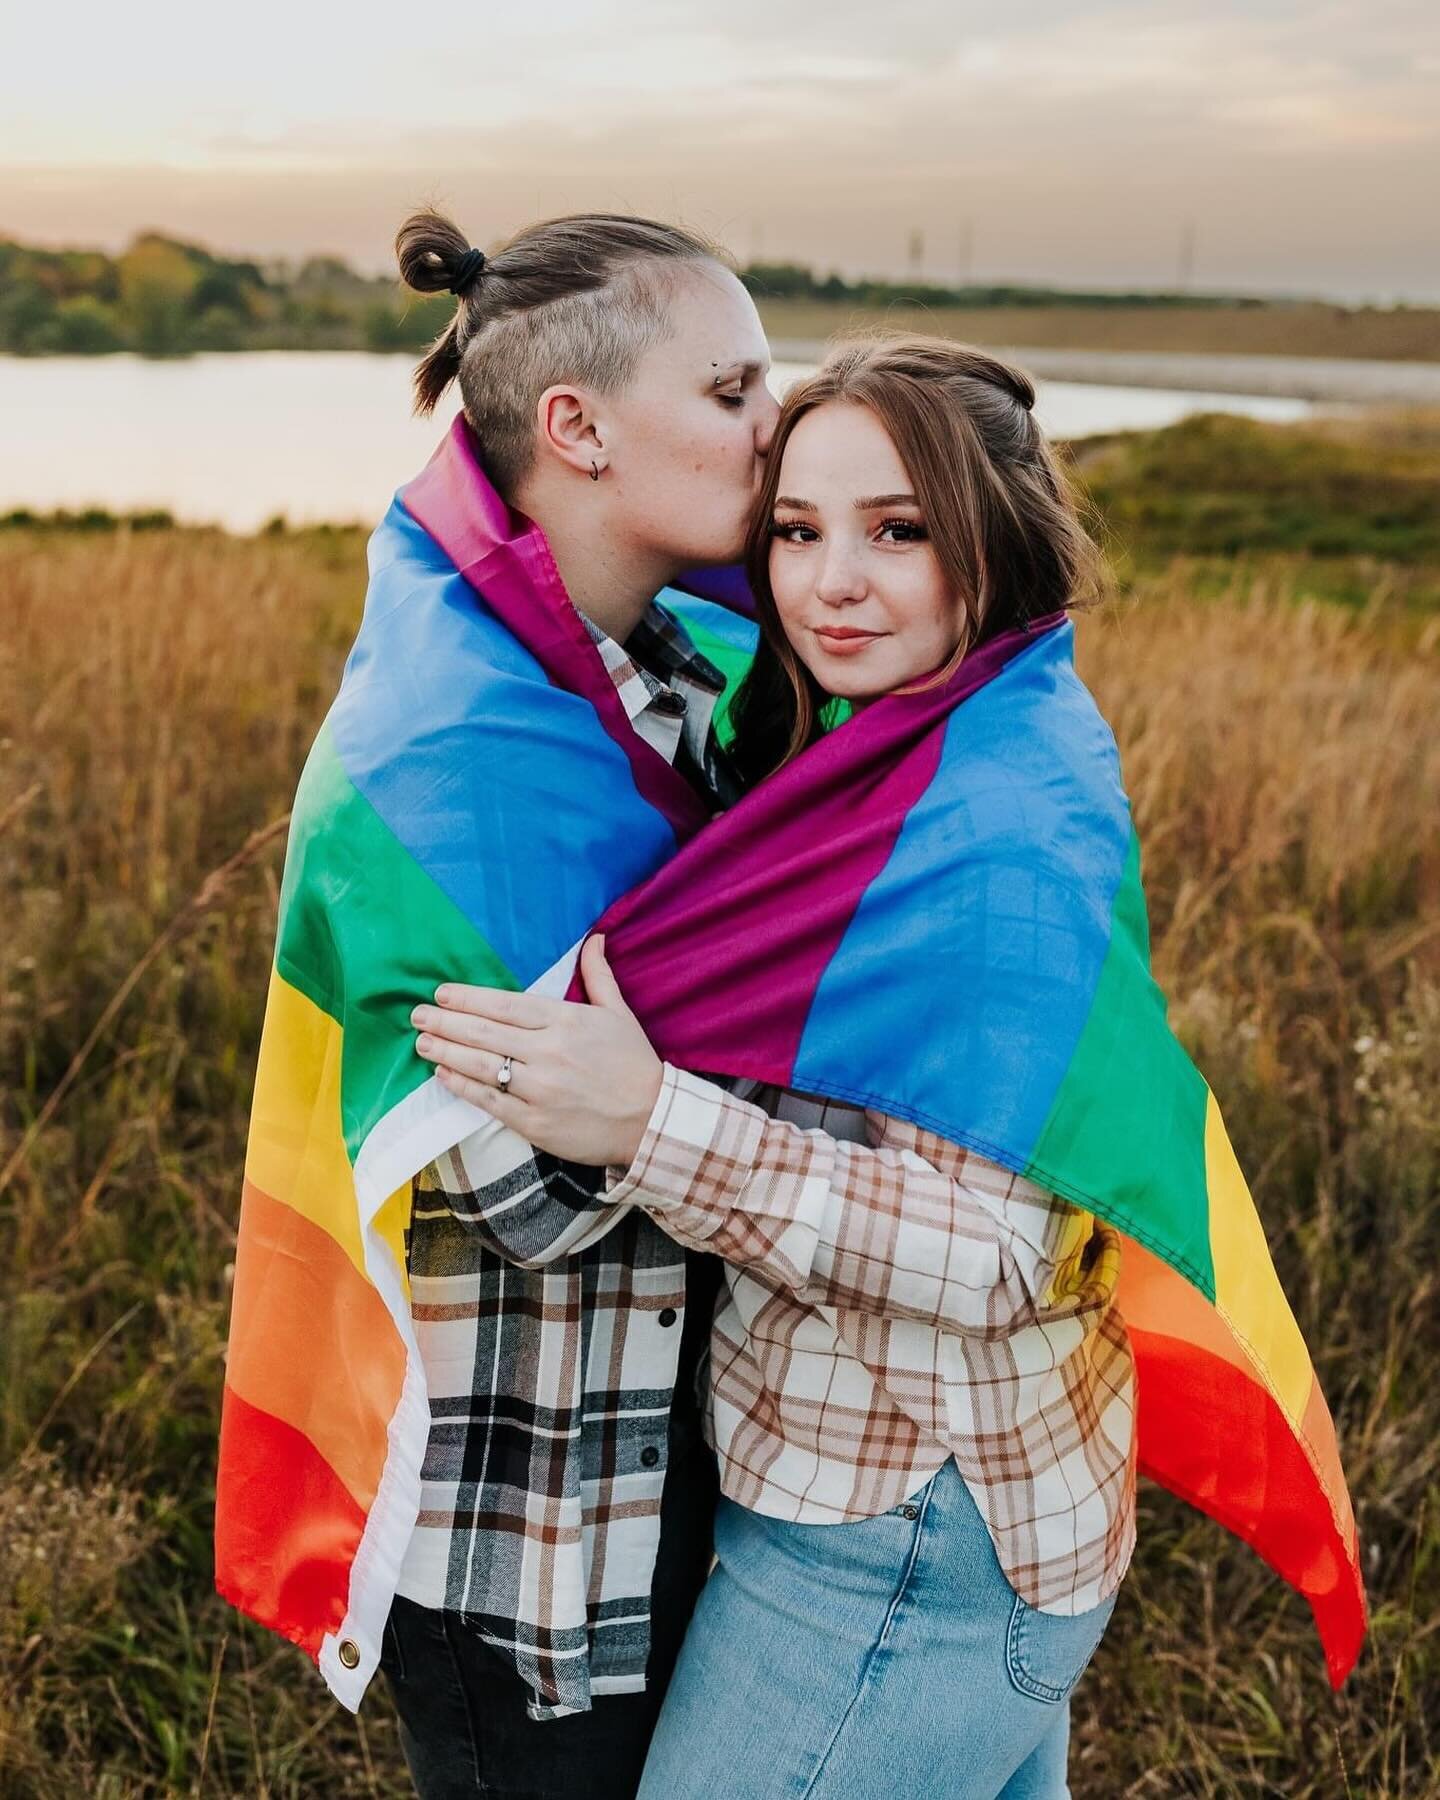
left=0, top=352, right=1316, bottom=534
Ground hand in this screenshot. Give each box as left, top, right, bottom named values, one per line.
left=411, top=935, right=663, bottom=1169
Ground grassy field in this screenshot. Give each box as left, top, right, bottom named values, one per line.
left=1, top=414, right=1438, bottom=1796
left=756, top=298, right=1440, bottom=363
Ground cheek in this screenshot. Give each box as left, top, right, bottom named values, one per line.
left=653, top=415, right=742, bottom=493
left=696, top=406, right=757, bottom=469
left=891, top=564, right=957, bottom=647
left=768, top=548, right=808, bottom=618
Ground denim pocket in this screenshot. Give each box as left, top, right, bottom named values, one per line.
left=1005, top=1590, right=1116, bottom=1705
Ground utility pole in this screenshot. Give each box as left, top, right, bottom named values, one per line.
left=908, top=228, right=925, bottom=281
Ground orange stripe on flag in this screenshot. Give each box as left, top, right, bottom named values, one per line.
left=226, top=1178, right=406, bottom=1514
left=1119, top=1237, right=1365, bottom=1687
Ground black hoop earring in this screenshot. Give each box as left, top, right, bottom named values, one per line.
left=589, top=460, right=601, bottom=482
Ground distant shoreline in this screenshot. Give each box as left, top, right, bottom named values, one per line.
left=770, top=340, right=1440, bottom=405
left=6, top=340, right=1435, bottom=406
left=757, top=299, right=1440, bottom=369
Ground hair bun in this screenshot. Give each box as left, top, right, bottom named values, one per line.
left=395, top=208, right=475, bottom=297
left=448, top=246, right=487, bottom=296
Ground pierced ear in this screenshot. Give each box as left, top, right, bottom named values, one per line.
left=537, top=385, right=608, bottom=480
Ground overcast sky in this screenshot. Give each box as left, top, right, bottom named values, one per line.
left=5, top=0, right=1438, bottom=299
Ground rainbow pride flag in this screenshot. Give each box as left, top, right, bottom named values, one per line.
left=584, top=603, right=1366, bottom=1692
left=217, top=416, right=1364, bottom=1709
left=215, top=421, right=743, bottom=1704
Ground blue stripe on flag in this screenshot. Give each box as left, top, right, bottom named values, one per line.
left=793, top=626, right=1134, bottom=1161
left=328, top=503, right=680, bottom=984
left=659, top=588, right=760, bottom=657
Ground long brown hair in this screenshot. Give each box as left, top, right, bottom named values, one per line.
left=727, top=335, right=1103, bottom=786
left=395, top=209, right=724, bottom=496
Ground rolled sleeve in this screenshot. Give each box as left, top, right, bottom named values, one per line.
left=605, top=1064, right=768, bottom=1244
left=607, top=1067, right=1086, bottom=1336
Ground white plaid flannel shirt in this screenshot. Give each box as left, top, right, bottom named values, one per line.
left=607, top=1069, right=1138, bottom=1616
left=395, top=600, right=726, bottom=1720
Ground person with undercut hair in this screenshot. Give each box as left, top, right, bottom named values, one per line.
left=216, top=207, right=777, bottom=1800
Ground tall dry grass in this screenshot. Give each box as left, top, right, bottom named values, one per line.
left=1, top=418, right=1438, bottom=1795
left=0, top=526, right=401, bottom=1794
left=1072, top=587, right=1440, bottom=1796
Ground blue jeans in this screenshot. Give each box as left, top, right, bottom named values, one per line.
left=637, top=1463, right=1116, bottom=1800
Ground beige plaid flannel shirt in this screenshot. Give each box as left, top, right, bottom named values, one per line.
left=607, top=1067, right=1138, bottom=1616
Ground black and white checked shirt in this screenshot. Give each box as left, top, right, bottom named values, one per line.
left=394, top=598, right=728, bottom=1720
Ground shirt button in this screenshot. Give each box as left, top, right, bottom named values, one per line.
left=640, top=1446, right=661, bottom=1468
left=337, top=1638, right=361, bottom=1670
left=658, top=1307, right=677, bottom=1328
left=900, top=1505, right=920, bottom=1522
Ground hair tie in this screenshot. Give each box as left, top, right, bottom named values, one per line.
left=448, top=246, right=487, bottom=297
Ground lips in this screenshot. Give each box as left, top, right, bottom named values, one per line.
left=814, top=626, right=884, bottom=656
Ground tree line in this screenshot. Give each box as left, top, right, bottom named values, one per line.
left=0, top=232, right=1272, bottom=359
left=0, top=234, right=453, bottom=357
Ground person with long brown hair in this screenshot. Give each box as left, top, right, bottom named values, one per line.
left=414, top=337, right=1135, bottom=1796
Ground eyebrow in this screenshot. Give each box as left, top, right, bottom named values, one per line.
left=773, top=493, right=921, bottom=512
left=712, top=358, right=770, bottom=381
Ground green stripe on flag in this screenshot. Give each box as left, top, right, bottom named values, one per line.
left=1026, top=832, right=1217, bottom=1298
left=275, top=722, right=518, bottom=1160
left=679, top=613, right=854, bottom=750
left=676, top=613, right=757, bottom=748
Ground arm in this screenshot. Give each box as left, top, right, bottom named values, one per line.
left=605, top=1065, right=1097, bottom=1336
left=419, top=1112, right=635, bottom=1269
left=409, top=941, right=1100, bottom=1317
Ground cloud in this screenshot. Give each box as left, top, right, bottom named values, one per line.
left=1, top=0, right=1436, bottom=297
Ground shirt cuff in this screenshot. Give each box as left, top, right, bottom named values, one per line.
left=605, top=1063, right=767, bottom=1239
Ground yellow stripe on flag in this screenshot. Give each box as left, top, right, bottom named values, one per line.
left=245, top=968, right=367, bottom=1276
left=1205, top=1089, right=1314, bottom=1429
left=372, top=1181, right=412, bottom=1303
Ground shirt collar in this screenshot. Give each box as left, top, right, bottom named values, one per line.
left=579, top=598, right=725, bottom=727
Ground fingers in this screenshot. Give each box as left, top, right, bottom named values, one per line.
left=416, top=1035, right=529, bottom=1100
left=431, top=983, right=558, bottom=1030
left=578, top=934, right=634, bottom=1018
left=434, top=1064, right=530, bottom=1129
left=411, top=1004, right=532, bottom=1059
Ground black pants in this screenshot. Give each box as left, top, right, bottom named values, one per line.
left=380, top=1432, right=720, bottom=1800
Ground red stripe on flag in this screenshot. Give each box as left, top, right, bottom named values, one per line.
left=1128, top=1318, right=1366, bottom=1686
left=215, top=1387, right=367, bottom=1659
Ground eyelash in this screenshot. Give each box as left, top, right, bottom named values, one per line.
left=716, top=393, right=746, bottom=409
left=770, top=519, right=929, bottom=544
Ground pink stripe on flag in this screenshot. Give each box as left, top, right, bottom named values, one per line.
left=403, top=418, right=710, bottom=841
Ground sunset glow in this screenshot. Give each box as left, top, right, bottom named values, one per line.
left=5, top=0, right=1439, bottom=298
